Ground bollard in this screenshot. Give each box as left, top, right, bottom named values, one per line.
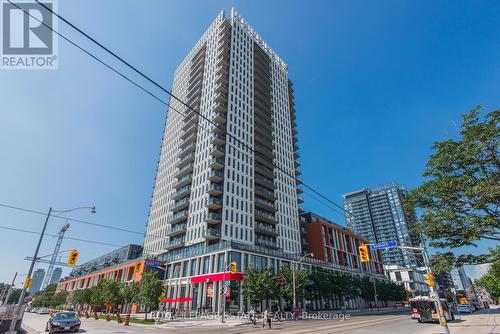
left=94, top=311, right=98, bottom=320
left=106, top=313, right=110, bottom=321
left=77, top=310, right=81, bottom=317
left=116, top=313, right=122, bottom=323
left=85, top=311, right=89, bottom=319
left=124, top=314, right=130, bottom=326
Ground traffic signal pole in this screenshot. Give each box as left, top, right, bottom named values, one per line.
left=398, top=245, right=451, bottom=334
left=9, top=207, right=52, bottom=332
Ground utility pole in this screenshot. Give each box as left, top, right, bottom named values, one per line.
left=421, top=245, right=450, bottom=334
left=373, top=278, right=378, bottom=308
left=9, top=208, right=52, bottom=332
left=9, top=206, right=95, bottom=332
left=1, top=273, right=18, bottom=306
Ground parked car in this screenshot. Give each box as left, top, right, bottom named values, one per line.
left=45, top=312, right=81, bottom=333
left=37, top=308, right=50, bottom=315
left=457, top=304, right=473, bottom=314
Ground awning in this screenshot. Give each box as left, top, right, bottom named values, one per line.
left=190, top=272, right=244, bottom=283
left=163, top=297, right=193, bottom=302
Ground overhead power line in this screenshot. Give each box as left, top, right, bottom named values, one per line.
left=0, top=225, right=123, bottom=248
left=29, top=1, right=358, bottom=221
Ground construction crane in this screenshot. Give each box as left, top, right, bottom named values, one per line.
left=41, top=223, right=70, bottom=290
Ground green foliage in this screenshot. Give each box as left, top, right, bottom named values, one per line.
left=73, top=287, right=92, bottom=307
left=274, top=266, right=308, bottom=303
left=101, top=280, right=122, bottom=307
left=475, top=247, right=500, bottom=299
left=120, top=282, right=140, bottom=314
left=405, top=107, right=500, bottom=249
left=7, top=288, right=21, bottom=304
left=51, top=290, right=68, bottom=308
left=137, top=272, right=162, bottom=313
left=90, top=283, right=105, bottom=307
left=241, top=266, right=277, bottom=303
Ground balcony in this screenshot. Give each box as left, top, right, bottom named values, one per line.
left=295, top=168, right=302, bottom=177
left=172, top=185, right=191, bottom=201
left=178, top=141, right=195, bottom=157
left=255, top=143, right=273, bottom=160
left=186, top=92, right=201, bottom=108
left=256, top=238, right=278, bottom=249
left=292, top=127, right=298, bottom=135
left=294, top=152, right=300, bottom=159
left=216, top=49, right=230, bottom=63
left=212, top=122, right=226, bottom=135
left=168, top=210, right=188, bottom=225
left=208, top=169, right=224, bottom=183
left=214, top=101, right=227, bottom=113
left=207, top=183, right=223, bottom=196
left=213, top=111, right=226, bottom=124
left=215, top=82, right=228, bottom=94
left=174, top=173, right=192, bottom=189
left=171, top=197, right=190, bottom=212
left=205, top=212, right=222, bottom=225
left=166, top=223, right=187, bottom=237
left=166, top=237, right=185, bottom=250
left=255, top=185, right=275, bottom=201
left=181, top=132, right=197, bottom=147
left=292, top=136, right=298, bottom=143
left=215, top=91, right=228, bottom=104
left=208, top=157, right=224, bottom=170
left=297, top=187, right=303, bottom=194
left=206, top=196, right=223, bottom=209
left=255, top=223, right=278, bottom=237
left=181, top=123, right=198, bottom=139
left=215, top=72, right=229, bottom=84
left=216, top=64, right=229, bottom=77
left=209, top=144, right=225, bottom=158
left=255, top=162, right=275, bottom=180
left=255, top=209, right=277, bottom=224
left=176, top=152, right=195, bottom=168
left=203, top=227, right=221, bottom=240
left=211, top=134, right=226, bottom=146
left=295, top=160, right=301, bottom=168
left=176, top=162, right=194, bottom=179
left=254, top=197, right=275, bottom=212
left=255, top=174, right=275, bottom=189
left=297, top=197, right=304, bottom=204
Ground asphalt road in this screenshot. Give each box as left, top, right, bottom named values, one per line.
left=22, top=308, right=499, bottom=334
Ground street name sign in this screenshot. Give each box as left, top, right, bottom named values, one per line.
left=370, top=241, right=397, bottom=250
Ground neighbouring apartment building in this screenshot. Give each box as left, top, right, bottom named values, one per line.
left=384, top=265, right=429, bottom=297
left=343, top=184, right=421, bottom=268
left=141, top=9, right=387, bottom=313
left=28, top=268, right=45, bottom=294
left=56, top=245, right=163, bottom=313
left=300, top=212, right=384, bottom=275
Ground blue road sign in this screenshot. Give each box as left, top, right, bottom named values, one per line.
left=370, top=241, right=397, bottom=250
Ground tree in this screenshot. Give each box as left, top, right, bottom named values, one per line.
left=73, top=288, right=93, bottom=311
left=51, top=290, right=68, bottom=308
left=90, top=283, right=105, bottom=314
left=475, top=247, right=500, bottom=299
left=120, top=282, right=140, bottom=315
left=101, top=280, right=122, bottom=314
left=275, top=266, right=308, bottom=305
left=241, top=266, right=276, bottom=306
left=7, top=288, right=22, bottom=304
left=137, top=272, right=162, bottom=319
left=405, top=107, right=499, bottom=251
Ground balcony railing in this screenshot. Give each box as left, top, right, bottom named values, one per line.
left=171, top=197, right=190, bottom=212
left=207, top=183, right=223, bottom=195
left=166, top=223, right=187, bottom=237
left=203, top=227, right=221, bottom=239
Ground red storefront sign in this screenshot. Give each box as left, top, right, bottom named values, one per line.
left=163, top=297, right=193, bottom=302
left=190, top=272, right=244, bottom=283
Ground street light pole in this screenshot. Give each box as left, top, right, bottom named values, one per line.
left=9, top=206, right=95, bottom=332
left=292, top=253, right=312, bottom=317
left=9, top=207, right=52, bottom=332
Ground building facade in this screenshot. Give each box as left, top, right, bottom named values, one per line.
left=343, top=184, right=421, bottom=268
left=143, top=8, right=301, bottom=258
left=384, top=265, right=429, bottom=296
left=300, top=212, right=384, bottom=275
left=140, top=9, right=387, bottom=313
left=49, top=268, right=62, bottom=286
left=29, top=268, right=45, bottom=294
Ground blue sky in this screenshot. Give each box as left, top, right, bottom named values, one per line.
left=0, top=0, right=498, bottom=284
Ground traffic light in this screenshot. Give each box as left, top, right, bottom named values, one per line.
left=134, top=260, right=142, bottom=273
left=67, top=250, right=80, bottom=267
left=220, top=288, right=225, bottom=295
left=423, top=273, right=435, bottom=288
left=358, top=245, right=370, bottom=262
left=230, top=261, right=237, bottom=273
